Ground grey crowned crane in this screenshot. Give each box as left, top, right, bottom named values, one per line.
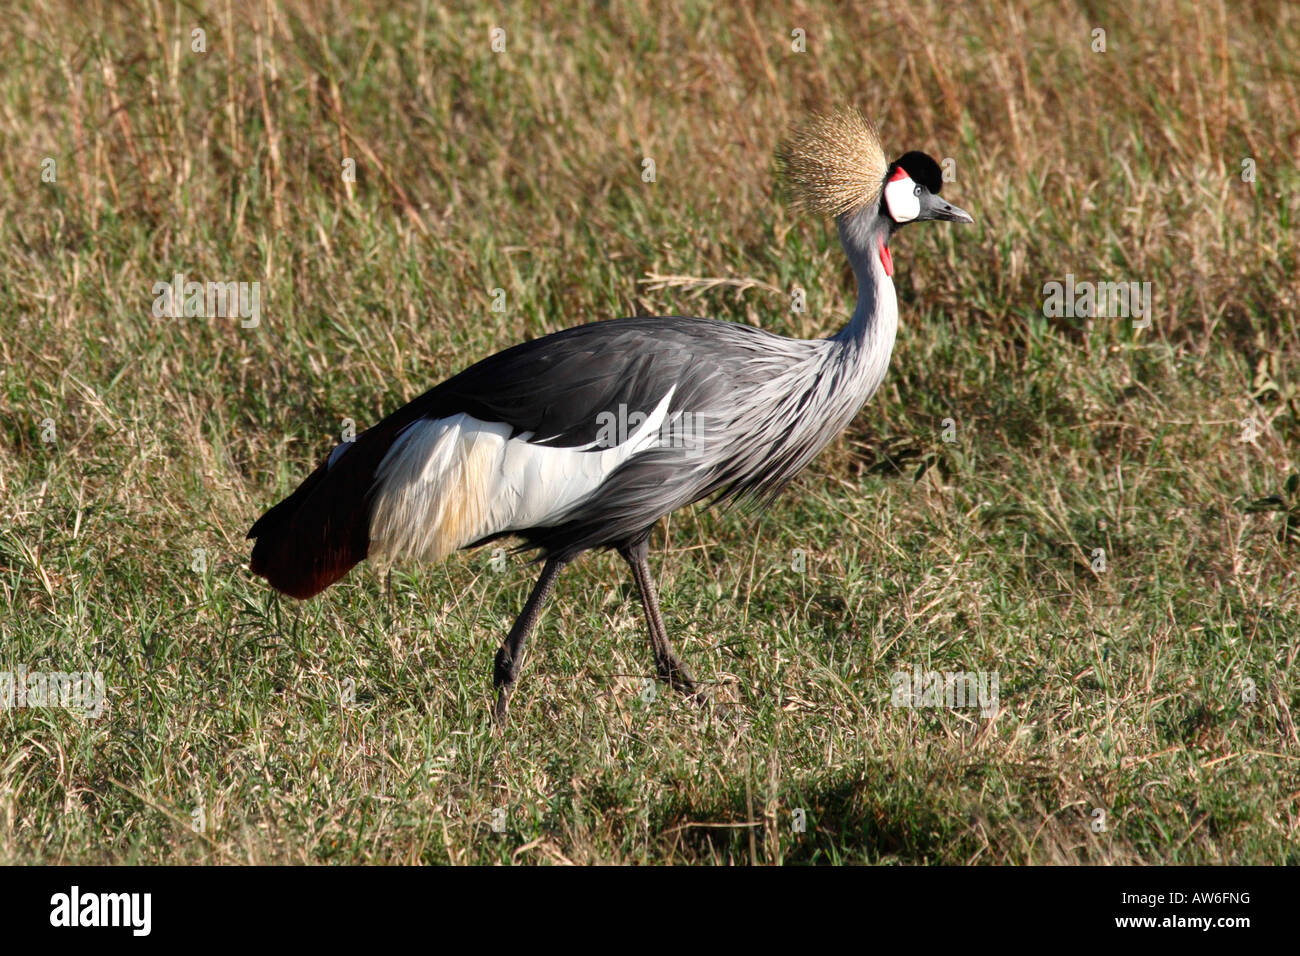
left=248, top=108, right=972, bottom=721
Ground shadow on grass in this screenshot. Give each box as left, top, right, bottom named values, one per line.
left=646, top=763, right=979, bottom=865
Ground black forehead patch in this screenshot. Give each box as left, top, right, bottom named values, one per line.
left=890, top=151, right=943, bottom=194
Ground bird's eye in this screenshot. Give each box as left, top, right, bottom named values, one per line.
left=913, top=184, right=922, bottom=197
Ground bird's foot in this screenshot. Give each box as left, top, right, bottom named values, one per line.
left=492, top=684, right=513, bottom=727
left=658, top=657, right=710, bottom=705
left=492, top=645, right=520, bottom=726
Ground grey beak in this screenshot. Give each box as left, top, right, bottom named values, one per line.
left=932, top=198, right=974, bottom=224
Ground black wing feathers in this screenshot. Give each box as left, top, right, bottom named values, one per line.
left=249, top=315, right=802, bottom=593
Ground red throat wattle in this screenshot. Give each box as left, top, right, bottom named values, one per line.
left=878, top=236, right=893, bottom=277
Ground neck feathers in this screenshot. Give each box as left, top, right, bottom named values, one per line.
left=833, top=208, right=899, bottom=396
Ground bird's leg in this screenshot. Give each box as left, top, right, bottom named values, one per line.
left=493, top=556, right=567, bottom=724
left=619, top=539, right=705, bottom=702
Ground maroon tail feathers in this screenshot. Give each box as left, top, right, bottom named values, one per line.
left=247, top=439, right=383, bottom=599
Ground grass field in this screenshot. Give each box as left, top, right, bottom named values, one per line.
left=2, top=0, right=1298, bottom=864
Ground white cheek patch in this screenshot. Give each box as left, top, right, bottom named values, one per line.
left=884, top=173, right=920, bottom=223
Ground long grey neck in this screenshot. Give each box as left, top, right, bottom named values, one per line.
left=832, top=206, right=894, bottom=346
left=828, top=206, right=899, bottom=402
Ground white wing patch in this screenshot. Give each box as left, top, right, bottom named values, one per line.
left=368, top=388, right=675, bottom=563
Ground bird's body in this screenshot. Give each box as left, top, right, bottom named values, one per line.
left=248, top=108, right=971, bottom=720
left=250, top=269, right=896, bottom=594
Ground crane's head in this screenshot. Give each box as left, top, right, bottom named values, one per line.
left=777, top=108, right=972, bottom=229
left=881, top=151, right=972, bottom=227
